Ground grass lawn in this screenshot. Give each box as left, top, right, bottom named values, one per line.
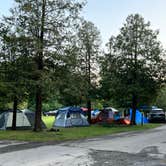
left=42, top=116, right=55, bottom=128
left=0, top=116, right=162, bottom=142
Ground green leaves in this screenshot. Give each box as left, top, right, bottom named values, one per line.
left=100, top=14, right=166, bottom=107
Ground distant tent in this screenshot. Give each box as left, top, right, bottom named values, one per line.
left=91, top=107, right=120, bottom=124
left=0, top=109, right=46, bottom=130
left=104, top=107, right=119, bottom=113
left=104, top=107, right=120, bottom=121
left=91, top=109, right=101, bottom=124
left=81, top=107, right=88, bottom=112
left=91, top=109, right=100, bottom=118
left=53, top=107, right=89, bottom=127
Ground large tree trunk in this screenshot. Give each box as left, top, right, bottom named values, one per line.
left=130, top=19, right=139, bottom=125
left=34, top=0, right=46, bottom=131
left=34, top=86, right=42, bottom=131
left=12, top=96, right=18, bottom=130
left=131, top=94, right=137, bottom=125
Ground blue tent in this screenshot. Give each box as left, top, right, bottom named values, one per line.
left=130, top=109, right=149, bottom=124
left=53, top=107, right=89, bottom=127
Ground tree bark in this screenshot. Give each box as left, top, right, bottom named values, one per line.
left=34, top=86, right=42, bottom=131
left=131, top=94, right=137, bottom=125
left=130, top=19, right=138, bottom=125
left=34, top=0, right=46, bottom=131
left=12, top=96, right=18, bottom=130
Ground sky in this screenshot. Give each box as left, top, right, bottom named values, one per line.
left=1, top=0, right=166, bottom=49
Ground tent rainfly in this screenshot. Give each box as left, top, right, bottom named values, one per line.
left=0, top=109, right=46, bottom=130
left=53, top=106, right=89, bottom=127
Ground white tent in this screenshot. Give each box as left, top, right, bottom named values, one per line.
left=0, top=109, right=46, bottom=130
left=0, top=110, right=31, bottom=130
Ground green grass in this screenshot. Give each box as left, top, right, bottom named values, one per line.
left=42, top=116, right=55, bottom=128
left=0, top=116, right=162, bottom=142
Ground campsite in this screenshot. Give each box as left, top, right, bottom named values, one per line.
left=0, top=0, right=165, bottom=133
left=0, top=114, right=160, bottom=142
left=0, top=0, right=166, bottom=165
left=0, top=105, right=163, bottom=142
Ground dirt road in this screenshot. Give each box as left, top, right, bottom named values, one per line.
left=1, top=125, right=166, bottom=166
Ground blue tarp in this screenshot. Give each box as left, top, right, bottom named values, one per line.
left=91, top=109, right=100, bottom=116
left=130, top=109, right=149, bottom=124
left=114, top=113, right=121, bottom=120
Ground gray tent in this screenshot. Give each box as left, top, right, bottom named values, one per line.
left=22, top=109, right=46, bottom=129
left=53, top=107, right=89, bottom=127
left=0, top=109, right=46, bottom=130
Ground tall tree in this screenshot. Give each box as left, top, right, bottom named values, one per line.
left=0, top=5, right=40, bottom=130
left=0, top=25, right=30, bottom=130
left=77, top=20, right=101, bottom=123
left=155, top=85, right=166, bottom=111
left=100, top=14, right=166, bottom=124
left=3, top=0, right=85, bottom=131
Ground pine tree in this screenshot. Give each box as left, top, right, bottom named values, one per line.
left=77, top=20, right=101, bottom=123
left=100, top=14, right=166, bottom=124
left=2, top=0, right=85, bottom=131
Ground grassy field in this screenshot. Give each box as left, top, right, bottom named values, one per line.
left=42, top=116, right=55, bottom=128
left=0, top=116, right=162, bottom=142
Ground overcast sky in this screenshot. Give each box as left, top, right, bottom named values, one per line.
left=1, top=0, right=166, bottom=49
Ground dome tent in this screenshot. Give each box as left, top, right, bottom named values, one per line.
left=0, top=109, right=46, bottom=130
left=53, top=106, right=89, bottom=127
left=22, top=109, right=46, bottom=129
left=0, top=110, right=31, bottom=130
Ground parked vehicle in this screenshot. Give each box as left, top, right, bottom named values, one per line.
left=43, top=110, right=58, bottom=116
left=148, top=108, right=165, bottom=122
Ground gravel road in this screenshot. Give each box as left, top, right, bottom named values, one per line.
left=1, top=125, right=166, bottom=166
